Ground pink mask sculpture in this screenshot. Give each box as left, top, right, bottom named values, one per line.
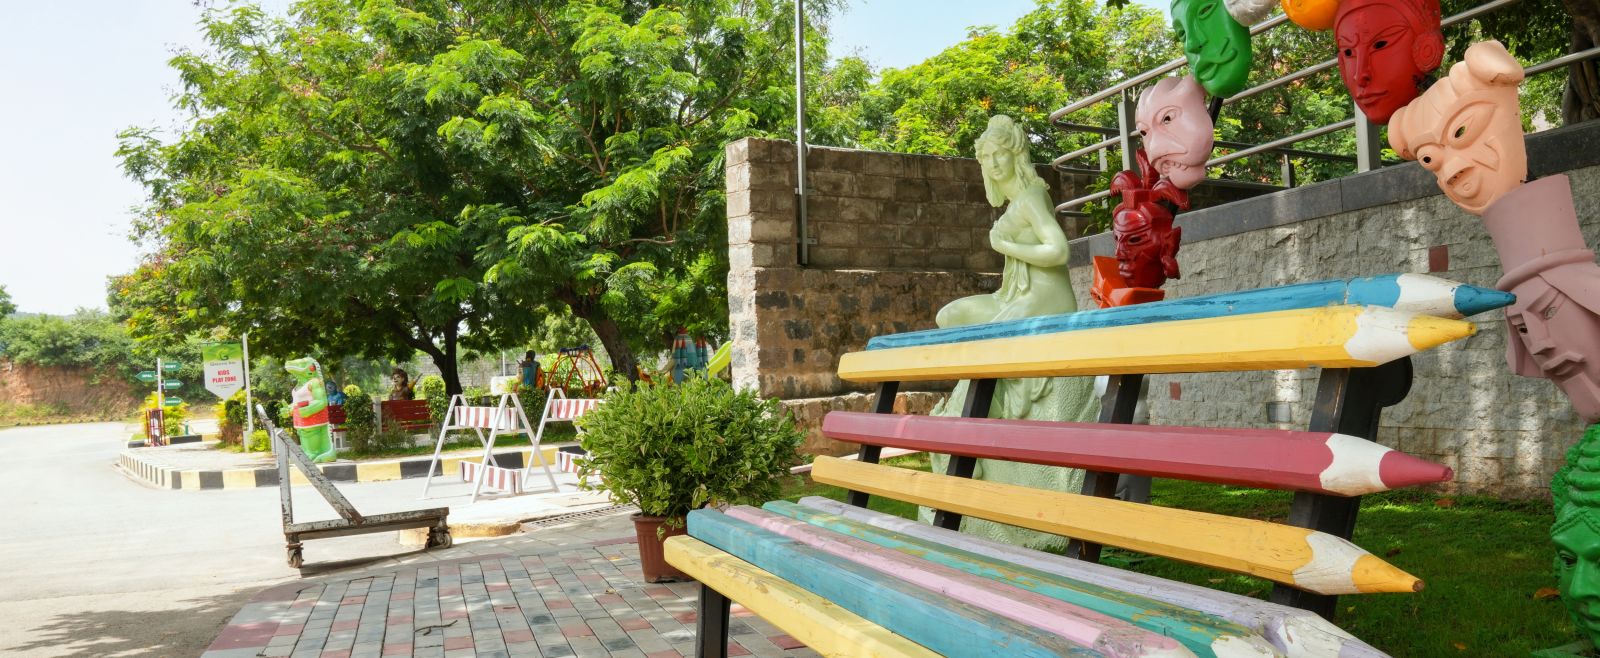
left=1334, top=0, right=1444, bottom=124
left=1137, top=75, right=1216, bottom=192
left=1389, top=40, right=1527, bottom=216
left=1093, top=150, right=1187, bottom=309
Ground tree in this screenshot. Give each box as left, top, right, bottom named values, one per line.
left=0, top=285, right=13, bottom=318
left=119, top=0, right=832, bottom=393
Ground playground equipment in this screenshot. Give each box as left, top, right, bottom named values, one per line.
left=545, top=346, right=607, bottom=397
left=259, top=406, right=450, bottom=568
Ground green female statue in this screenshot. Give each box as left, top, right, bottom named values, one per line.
left=286, top=357, right=337, bottom=463
left=1543, top=426, right=1600, bottom=657
left=922, top=115, right=1101, bottom=551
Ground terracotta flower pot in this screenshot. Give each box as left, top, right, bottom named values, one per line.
left=633, top=513, right=691, bottom=583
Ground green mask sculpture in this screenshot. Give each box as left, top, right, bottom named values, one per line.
left=286, top=357, right=337, bottom=463
left=1172, top=0, right=1253, bottom=98
left=1551, top=424, right=1600, bottom=655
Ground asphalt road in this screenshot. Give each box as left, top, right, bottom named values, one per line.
left=0, top=422, right=499, bottom=657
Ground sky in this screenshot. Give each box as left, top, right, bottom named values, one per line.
left=0, top=0, right=1162, bottom=316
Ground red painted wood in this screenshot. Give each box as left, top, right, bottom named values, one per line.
left=820, top=412, right=1452, bottom=496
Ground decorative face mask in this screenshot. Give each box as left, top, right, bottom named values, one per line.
left=1137, top=76, right=1216, bottom=191
left=1225, top=0, right=1276, bottom=26
left=1282, top=0, right=1338, bottom=30
left=1172, top=0, right=1253, bottom=98
left=1389, top=40, right=1527, bottom=216
left=1111, top=150, right=1187, bottom=290
left=1334, top=0, right=1443, bottom=124
left=1553, top=425, right=1600, bottom=646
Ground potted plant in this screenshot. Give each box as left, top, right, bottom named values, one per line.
left=576, top=376, right=804, bottom=582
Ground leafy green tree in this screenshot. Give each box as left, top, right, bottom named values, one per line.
left=0, top=285, right=14, bottom=318
left=119, top=0, right=833, bottom=393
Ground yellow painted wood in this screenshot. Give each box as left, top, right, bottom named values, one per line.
left=837, top=305, right=1474, bottom=383
left=663, top=537, right=940, bottom=658
left=812, top=457, right=1421, bottom=595
left=356, top=461, right=402, bottom=482
left=222, top=469, right=257, bottom=490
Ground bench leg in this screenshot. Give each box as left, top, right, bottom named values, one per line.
left=694, top=583, right=731, bottom=658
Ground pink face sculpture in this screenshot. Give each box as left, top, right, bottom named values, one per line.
left=1136, top=76, right=1215, bottom=191
left=1484, top=175, right=1600, bottom=424
left=1111, top=150, right=1188, bottom=290
left=1390, top=40, right=1528, bottom=216
left=1334, top=0, right=1444, bottom=124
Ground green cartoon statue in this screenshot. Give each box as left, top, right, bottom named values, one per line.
left=1172, top=0, right=1253, bottom=98
left=1543, top=425, right=1600, bottom=657
left=286, top=357, right=336, bottom=463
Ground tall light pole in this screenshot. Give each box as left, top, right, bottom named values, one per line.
left=795, top=0, right=811, bottom=266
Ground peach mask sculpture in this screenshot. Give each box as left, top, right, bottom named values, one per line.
left=1172, top=0, right=1253, bottom=98
left=1389, top=40, right=1527, bottom=216
left=1334, top=0, right=1444, bottom=124
left=1281, top=0, right=1337, bottom=31
left=1136, top=75, right=1216, bottom=191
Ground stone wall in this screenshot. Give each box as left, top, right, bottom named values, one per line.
left=725, top=138, right=1092, bottom=402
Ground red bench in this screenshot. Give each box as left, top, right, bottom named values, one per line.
left=379, top=399, right=434, bottom=434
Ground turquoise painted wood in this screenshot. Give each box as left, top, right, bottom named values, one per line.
left=686, top=509, right=1101, bottom=658
left=865, top=273, right=1514, bottom=351
left=763, top=501, right=1273, bottom=658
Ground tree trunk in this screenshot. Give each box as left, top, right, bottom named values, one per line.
left=585, top=308, right=641, bottom=383
left=1563, top=0, right=1600, bottom=124
left=439, top=325, right=463, bottom=396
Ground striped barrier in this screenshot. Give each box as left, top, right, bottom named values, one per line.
left=460, top=461, right=523, bottom=494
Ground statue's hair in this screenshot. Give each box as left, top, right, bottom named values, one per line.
left=975, top=115, right=1047, bottom=207
left=1555, top=425, right=1600, bottom=520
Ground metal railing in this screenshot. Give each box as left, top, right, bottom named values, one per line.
left=1050, top=0, right=1599, bottom=217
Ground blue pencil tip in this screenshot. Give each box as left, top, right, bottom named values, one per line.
left=1454, top=284, right=1516, bottom=317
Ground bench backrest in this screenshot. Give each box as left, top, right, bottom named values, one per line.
left=380, top=398, right=433, bottom=433
left=825, top=274, right=1506, bottom=617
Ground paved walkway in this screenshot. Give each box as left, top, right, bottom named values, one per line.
left=205, top=509, right=819, bottom=658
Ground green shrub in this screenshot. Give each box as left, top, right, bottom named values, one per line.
left=577, top=377, right=804, bottom=522
left=415, top=375, right=447, bottom=430
left=248, top=429, right=271, bottom=452
left=342, top=387, right=376, bottom=452
left=218, top=390, right=248, bottom=445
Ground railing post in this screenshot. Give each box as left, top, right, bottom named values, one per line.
left=1116, top=89, right=1136, bottom=172
left=1280, top=153, right=1297, bottom=188
left=1353, top=103, right=1382, bottom=173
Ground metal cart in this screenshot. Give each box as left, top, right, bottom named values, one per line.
left=260, top=407, right=451, bottom=568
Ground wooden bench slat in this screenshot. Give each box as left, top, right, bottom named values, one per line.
left=723, top=506, right=1199, bottom=658
left=864, top=274, right=1512, bottom=351
left=821, top=412, right=1453, bottom=496
left=663, top=536, right=942, bottom=658
left=761, top=501, right=1280, bottom=658
left=810, top=457, right=1421, bottom=596
left=836, top=306, right=1474, bottom=383
left=796, top=497, right=1389, bottom=658
left=685, top=509, right=1104, bottom=658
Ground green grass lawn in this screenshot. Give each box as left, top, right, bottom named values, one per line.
left=778, top=455, right=1574, bottom=657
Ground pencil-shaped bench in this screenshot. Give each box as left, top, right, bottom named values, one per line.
left=672, top=277, right=1498, bottom=658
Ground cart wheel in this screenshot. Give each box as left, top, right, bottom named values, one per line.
left=287, top=545, right=304, bottom=569
left=427, top=528, right=453, bottom=549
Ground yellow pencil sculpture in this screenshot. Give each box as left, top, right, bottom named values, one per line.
left=836, top=305, right=1475, bottom=383
left=811, top=457, right=1422, bottom=596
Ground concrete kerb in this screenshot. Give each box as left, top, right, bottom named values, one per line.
left=115, top=444, right=576, bottom=491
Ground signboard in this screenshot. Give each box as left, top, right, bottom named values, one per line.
left=202, top=343, right=245, bottom=400
left=136, top=371, right=158, bottom=383
left=162, top=361, right=182, bottom=372
left=162, top=380, right=182, bottom=391
left=163, top=397, right=184, bottom=407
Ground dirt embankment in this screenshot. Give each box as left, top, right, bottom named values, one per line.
left=0, top=360, right=141, bottom=425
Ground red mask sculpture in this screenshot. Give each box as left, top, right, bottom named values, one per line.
left=1334, top=0, right=1444, bottom=124
left=1112, top=150, right=1187, bottom=290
